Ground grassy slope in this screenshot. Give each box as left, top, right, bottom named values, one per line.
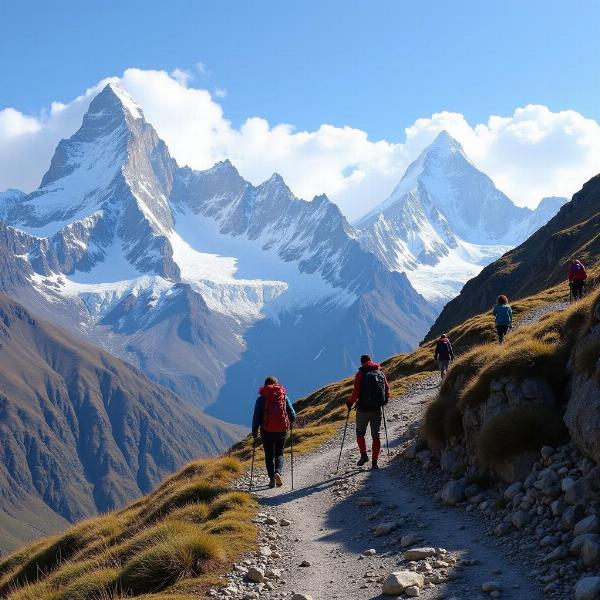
left=423, top=289, right=600, bottom=465
left=428, top=173, right=600, bottom=339
left=0, top=458, right=257, bottom=600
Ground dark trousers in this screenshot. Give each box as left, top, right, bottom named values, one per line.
left=497, top=324, right=509, bottom=344
left=261, top=430, right=287, bottom=479
left=572, top=280, right=585, bottom=299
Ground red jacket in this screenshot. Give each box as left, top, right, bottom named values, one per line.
left=348, top=361, right=390, bottom=407
left=568, top=260, right=587, bottom=282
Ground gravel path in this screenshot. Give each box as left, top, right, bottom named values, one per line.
left=222, top=301, right=573, bottom=600
left=242, top=379, right=545, bottom=600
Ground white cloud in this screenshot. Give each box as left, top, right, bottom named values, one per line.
left=214, top=88, right=227, bottom=98
left=1, top=67, right=599, bottom=222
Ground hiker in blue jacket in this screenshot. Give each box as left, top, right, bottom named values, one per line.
left=493, top=295, right=513, bottom=344
left=252, top=376, right=296, bottom=488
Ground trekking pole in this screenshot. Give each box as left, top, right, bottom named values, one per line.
left=382, top=405, right=390, bottom=457
left=336, top=408, right=351, bottom=473
left=249, top=437, right=257, bottom=492
left=290, top=422, right=294, bottom=491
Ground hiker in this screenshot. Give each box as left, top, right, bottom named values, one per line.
left=568, top=259, right=588, bottom=300
left=346, top=354, right=390, bottom=470
left=252, top=376, right=296, bottom=488
left=493, top=295, right=513, bottom=344
left=434, top=334, right=454, bottom=379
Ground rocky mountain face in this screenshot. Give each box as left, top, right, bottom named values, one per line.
left=428, top=173, right=600, bottom=338
left=0, top=84, right=434, bottom=425
left=357, top=132, right=567, bottom=307
left=0, top=292, right=245, bottom=550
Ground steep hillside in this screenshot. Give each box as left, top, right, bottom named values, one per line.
left=0, top=457, right=256, bottom=600
left=0, top=293, right=244, bottom=552
left=428, top=173, right=600, bottom=338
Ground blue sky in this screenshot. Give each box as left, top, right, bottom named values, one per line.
left=2, top=0, right=599, bottom=139
left=1, top=1, right=600, bottom=219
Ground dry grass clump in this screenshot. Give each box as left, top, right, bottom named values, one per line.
left=0, top=458, right=257, bottom=600
left=423, top=288, right=600, bottom=449
left=478, top=405, right=567, bottom=465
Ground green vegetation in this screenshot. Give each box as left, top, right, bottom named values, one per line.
left=0, top=458, right=257, bottom=600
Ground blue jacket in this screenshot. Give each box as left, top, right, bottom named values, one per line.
left=252, top=395, right=296, bottom=436
left=493, top=304, right=513, bottom=326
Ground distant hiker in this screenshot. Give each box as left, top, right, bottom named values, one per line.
left=434, top=334, right=454, bottom=379
left=252, top=376, right=296, bottom=488
left=568, top=259, right=588, bottom=300
left=493, top=295, right=513, bottom=344
left=346, top=355, right=390, bottom=470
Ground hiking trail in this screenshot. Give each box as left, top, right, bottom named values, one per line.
left=222, top=302, right=572, bottom=600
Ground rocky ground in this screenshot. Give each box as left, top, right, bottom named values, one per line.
left=212, top=379, right=548, bottom=600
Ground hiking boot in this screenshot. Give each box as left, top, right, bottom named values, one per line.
left=371, top=461, right=379, bottom=470
left=357, top=453, right=369, bottom=467
left=274, top=472, right=283, bottom=487
left=268, top=478, right=276, bottom=488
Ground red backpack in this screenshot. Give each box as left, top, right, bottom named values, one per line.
left=261, top=385, right=289, bottom=432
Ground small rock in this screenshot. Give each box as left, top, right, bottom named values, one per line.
left=511, top=510, right=532, bottom=529
left=574, top=515, right=600, bottom=537
left=581, top=540, right=600, bottom=567
left=570, top=533, right=600, bottom=556
left=291, top=595, right=314, bottom=600
left=299, top=560, right=311, bottom=567
left=400, top=533, right=418, bottom=547
left=246, top=566, right=265, bottom=583
left=542, top=546, right=568, bottom=563
left=280, top=518, right=291, bottom=526
left=441, top=479, right=465, bottom=506
left=363, top=548, right=377, bottom=556
left=405, top=585, right=421, bottom=597
left=481, top=581, right=502, bottom=592
left=504, top=482, right=523, bottom=501
left=374, top=522, right=397, bottom=537
left=265, top=516, right=278, bottom=525
left=404, top=547, right=437, bottom=560
left=382, top=571, right=425, bottom=595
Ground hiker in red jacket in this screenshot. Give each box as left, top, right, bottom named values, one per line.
left=568, top=259, right=587, bottom=300
left=346, top=355, right=390, bottom=470
left=252, top=376, right=296, bottom=488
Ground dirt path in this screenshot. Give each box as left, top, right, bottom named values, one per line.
left=243, top=378, right=544, bottom=600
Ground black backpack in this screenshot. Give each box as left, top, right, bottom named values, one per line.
left=359, top=369, right=387, bottom=408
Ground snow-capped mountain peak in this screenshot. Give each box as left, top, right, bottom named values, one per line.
left=357, top=132, right=568, bottom=307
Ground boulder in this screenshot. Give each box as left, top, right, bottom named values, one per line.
left=382, top=571, right=425, bottom=595
left=441, top=480, right=465, bottom=505
left=291, top=595, right=314, bottom=600
left=574, top=515, right=600, bottom=537
left=575, top=576, right=600, bottom=600
left=400, top=533, right=418, bottom=547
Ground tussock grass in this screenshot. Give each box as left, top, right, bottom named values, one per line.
left=478, top=405, right=568, bottom=465
left=423, top=288, right=600, bottom=452
left=0, top=458, right=257, bottom=600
